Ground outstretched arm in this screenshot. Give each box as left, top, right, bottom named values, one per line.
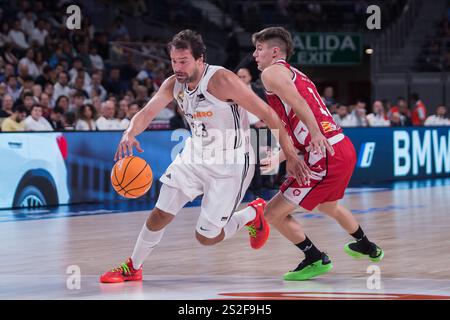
left=115, top=76, right=176, bottom=160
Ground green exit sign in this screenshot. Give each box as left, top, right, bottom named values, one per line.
left=292, top=33, right=362, bottom=65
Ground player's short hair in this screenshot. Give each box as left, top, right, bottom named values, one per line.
left=252, top=27, right=294, bottom=60
left=167, top=29, right=206, bottom=61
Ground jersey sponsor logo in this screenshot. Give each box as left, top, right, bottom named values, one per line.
left=185, top=111, right=214, bottom=119
left=320, top=121, right=337, bottom=133
left=177, top=91, right=184, bottom=103
left=357, top=142, right=376, bottom=168
left=199, top=226, right=210, bottom=232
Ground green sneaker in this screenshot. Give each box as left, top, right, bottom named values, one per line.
left=283, top=253, right=333, bottom=281
left=344, top=242, right=384, bottom=262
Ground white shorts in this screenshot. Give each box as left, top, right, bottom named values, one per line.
left=156, top=150, right=255, bottom=238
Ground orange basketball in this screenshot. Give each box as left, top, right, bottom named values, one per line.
left=111, top=156, right=153, bottom=198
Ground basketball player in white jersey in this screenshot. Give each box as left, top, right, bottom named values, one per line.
left=100, top=30, right=323, bottom=283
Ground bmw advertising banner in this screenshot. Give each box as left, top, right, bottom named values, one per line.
left=0, top=127, right=449, bottom=209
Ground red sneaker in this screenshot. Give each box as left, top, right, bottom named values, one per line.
left=245, top=198, right=269, bottom=249
left=99, top=258, right=142, bottom=283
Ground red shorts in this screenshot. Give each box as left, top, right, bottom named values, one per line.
left=280, top=135, right=356, bottom=211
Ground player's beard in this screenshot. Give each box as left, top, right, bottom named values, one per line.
left=175, top=66, right=199, bottom=84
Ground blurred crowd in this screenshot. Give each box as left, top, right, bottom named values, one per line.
left=323, top=87, right=449, bottom=128
left=0, top=0, right=176, bottom=133
left=236, top=67, right=449, bottom=129
left=418, top=1, right=450, bottom=71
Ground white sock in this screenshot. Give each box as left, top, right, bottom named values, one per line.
left=223, top=206, right=256, bottom=241
left=130, top=223, right=165, bottom=269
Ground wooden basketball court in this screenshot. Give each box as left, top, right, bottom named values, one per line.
left=1, top=181, right=449, bottom=300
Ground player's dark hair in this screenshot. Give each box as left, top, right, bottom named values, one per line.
left=252, top=27, right=294, bottom=60
left=167, top=29, right=206, bottom=61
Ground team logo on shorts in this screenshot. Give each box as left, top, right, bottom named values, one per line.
left=293, top=189, right=302, bottom=196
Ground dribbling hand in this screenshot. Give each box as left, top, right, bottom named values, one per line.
left=114, top=133, right=144, bottom=161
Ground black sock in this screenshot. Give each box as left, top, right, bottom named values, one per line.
left=350, top=226, right=373, bottom=253
left=295, top=236, right=322, bottom=262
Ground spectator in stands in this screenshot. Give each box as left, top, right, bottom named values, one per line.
left=96, top=100, right=121, bottom=130
left=21, top=91, right=35, bottom=112
left=39, top=92, right=51, bottom=118
left=31, top=84, right=42, bottom=104
left=69, top=58, right=91, bottom=87
left=35, top=65, right=55, bottom=88
left=342, top=100, right=368, bottom=127
left=64, top=111, right=77, bottom=131
left=120, top=101, right=140, bottom=130
left=136, top=59, right=156, bottom=82
left=333, top=104, right=354, bottom=127
left=321, top=86, right=335, bottom=111
left=117, top=99, right=129, bottom=121
left=71, top=75, right=89, bottom=99
left=389, top=111, right=404, bottom=127
left=19, top=48, right=40, bottom=79
left=237, top=67, right=267, bottom=128
left=24, top=104, right=53, bottom=131
left=30, top=19, right=48, bottom=47
left=381, top=98, right=391, bottom=115
left=110, top=17, right=129, bottom=41
left=0, top=63, right=16, bottom=84
left=1, top=104, right=27, bottom=132
left=367, top=100, right=390, bottom=127
left=20, top=75, right=34, bottom=93
left=104, top=67, right=127, bottom=96
left=70, top=91, right=86, bottom=112
left=389, top=96, right=412, bottom=126
left=0, top=21, right=9, bottom=50
left=89, top=46, right=104, bottom=71
left=20, top=9, right=35, bottom=38
left=8, top=19, right=29, bottom=52
left=424, top=105, right=450, bottom=126
left=0, top=94, right=14, bottom=117
left=154, top=99, right=175, bottom=122
left=76, top=103, right=98, bottom=131
left=410, top=93, right=427, bottom=126
left=6, top=75, right=22, bottom=102
left=87, top=70, right=107, bottom=101
left=53, top=71, right=71, bottom=100
left=44, top=82, right=56, bottom=107
left=134, top=85, right=149, bottom=107
left=55, top=95, right=70, bottom=113
left=48, top=106, right=65, bottom=131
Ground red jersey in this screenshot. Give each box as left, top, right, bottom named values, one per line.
left=265, top=60, right=342, bottom=153
left=411, top=100, right=427, bottom=126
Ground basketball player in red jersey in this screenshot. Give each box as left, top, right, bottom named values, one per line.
left=252, top=27, right=384, bottom=281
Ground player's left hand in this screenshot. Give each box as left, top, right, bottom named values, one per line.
left=285, top=154, right=312, bottom=185
left=309, top=132, right=335, bottom=157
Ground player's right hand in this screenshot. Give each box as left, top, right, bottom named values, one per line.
left=285, top=154, right=312, bottom=186
left=114, top=133, right=144, bottom=161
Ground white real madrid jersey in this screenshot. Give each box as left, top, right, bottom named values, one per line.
left=173, top=64, right=251, bottom=159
